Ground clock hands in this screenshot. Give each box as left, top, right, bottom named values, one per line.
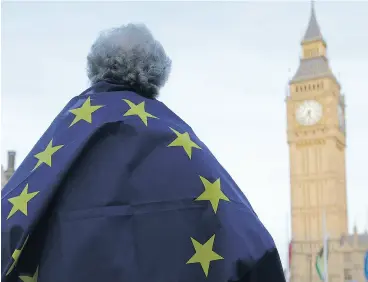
left=306, top=109, right=312, bottom=124
left=307, top=109, right=312, bottom=117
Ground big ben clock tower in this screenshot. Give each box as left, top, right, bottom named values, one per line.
left=286, top=2, right=348, bottom=281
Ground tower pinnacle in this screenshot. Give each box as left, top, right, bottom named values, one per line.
left=290, top=1, right=338, bottom=84
left=302, top=0, right=323, bottom=43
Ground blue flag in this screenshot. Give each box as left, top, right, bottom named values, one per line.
left=2, top=81, right=285, bottom=282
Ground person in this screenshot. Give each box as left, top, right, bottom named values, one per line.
left=1, top=23, right=286, bottom=282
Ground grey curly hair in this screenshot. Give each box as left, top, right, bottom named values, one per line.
left=86, top=23, right=172, bottom=98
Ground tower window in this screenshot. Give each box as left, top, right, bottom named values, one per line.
left=313, top=84, right=315, bottom=90
left=304, top=85, right=307, bottom=91
left=344, top=269, right=352, bottom=280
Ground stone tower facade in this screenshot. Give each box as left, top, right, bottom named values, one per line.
left=286, top=2, right=367, bottom=282
left=287, top=0, right=347, bottom=243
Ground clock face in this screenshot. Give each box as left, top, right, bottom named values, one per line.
left=295, top=100, right=323, bottom=126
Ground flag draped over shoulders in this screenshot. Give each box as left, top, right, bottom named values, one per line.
left=1, top=81, right=285, bottom=282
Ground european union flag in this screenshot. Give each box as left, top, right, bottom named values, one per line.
left=2, top=81, right=285, bottom=282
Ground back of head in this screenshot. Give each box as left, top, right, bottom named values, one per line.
left=87, top=23, right=172, bottom=99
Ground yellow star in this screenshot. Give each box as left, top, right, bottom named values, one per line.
left=19, top=266, right=39, bottom=282
left=122, top=99, right=158, bottom=126
left=7, top=184, right=39, bottom=220
left=167, top=128, right=201, bottom=159
left=186, top=235, right=223, bottom=277
left=69, top=96, right=104, bottom=127
left=195, top=176, right=229, bottom=213
left=6, top=236, right=28, bottom=276
left=33, top=140, right=64, bottom=170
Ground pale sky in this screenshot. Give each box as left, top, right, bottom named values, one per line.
left=1, top=1, right=368, bottom=268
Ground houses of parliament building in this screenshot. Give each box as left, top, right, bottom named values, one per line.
left=286, top=2, right=367, bottom=282
left=1, top=151, right=15, bottom=189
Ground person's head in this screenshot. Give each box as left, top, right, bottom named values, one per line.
left=87, top=23, right=172, bottom=99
